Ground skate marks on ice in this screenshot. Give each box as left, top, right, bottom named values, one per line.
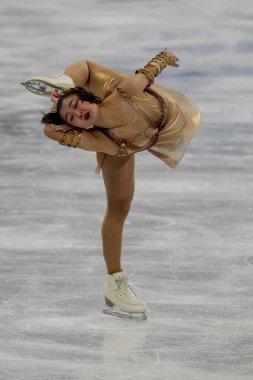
left=0, top=298, right=159, bottom=380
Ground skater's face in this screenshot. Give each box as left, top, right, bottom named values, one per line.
left=59, top=94, right=99, bottom=128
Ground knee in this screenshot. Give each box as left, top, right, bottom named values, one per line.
left=106, top=195, right=133, bottom=220
left=64, top=60, right=89, bottom=87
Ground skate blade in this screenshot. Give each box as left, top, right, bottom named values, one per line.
left=20, top=80, right=64, bottom=96
left=102, top=308, right=147, bottom=321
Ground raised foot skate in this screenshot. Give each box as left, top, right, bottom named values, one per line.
left=102, top=297, right=147, bottom=321
left=20, top=74, right=75, bottom=96
left=21, top=79, right=61, bottom=96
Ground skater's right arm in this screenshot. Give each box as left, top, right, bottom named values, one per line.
left=117, top=48, right=179, bottom=95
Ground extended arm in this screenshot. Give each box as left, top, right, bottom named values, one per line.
left=118, top=47, right=179, bottom=95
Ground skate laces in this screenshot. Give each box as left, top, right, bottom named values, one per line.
left=115, top=276, right=139, bottom=303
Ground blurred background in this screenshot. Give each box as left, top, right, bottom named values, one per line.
left=0, top=0, right=252, bottom=379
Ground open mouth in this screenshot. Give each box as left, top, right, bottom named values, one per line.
left=84, top=112, right=90, bottom=120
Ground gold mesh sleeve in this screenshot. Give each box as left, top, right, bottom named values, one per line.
left=135, top=51, right=172, bottom=86
left=58, top=129, right=82, bottom=148
left=52, top=127, right=118, bottom=155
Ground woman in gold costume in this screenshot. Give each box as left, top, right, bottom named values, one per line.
left=21, top=48, right=201, bottom=320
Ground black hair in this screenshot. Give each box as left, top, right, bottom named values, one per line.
left=40, top=86, right=102, bottom=127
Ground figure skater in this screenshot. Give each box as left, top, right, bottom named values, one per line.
left=21, top=48, right=201, bottom=321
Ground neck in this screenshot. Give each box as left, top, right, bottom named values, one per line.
left=93, top=103, right=107, bottom=129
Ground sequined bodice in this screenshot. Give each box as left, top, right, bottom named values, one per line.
left=99, top=86, right=167, bottom=155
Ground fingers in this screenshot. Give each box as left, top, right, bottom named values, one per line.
left=173, top=56, right=179, bottom=67
left=50, top=90, right=63, bottom=103
left=50, top=94, right=56, bottom=103
left=53, top=90, right=63, bottom=98
left=163, top=47, right=179, bottom=67
left=169, top=54, right=179, bottom=67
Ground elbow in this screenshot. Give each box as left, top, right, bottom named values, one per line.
left=118, top=75, right=145, bottom=96
left=43, top=124, right=57, bottom=141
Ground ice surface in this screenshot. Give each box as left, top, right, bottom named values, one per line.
left=0, top=0, right=253, bottom=379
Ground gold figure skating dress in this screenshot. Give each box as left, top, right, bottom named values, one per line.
left=49, top=60, right=201, bottom=173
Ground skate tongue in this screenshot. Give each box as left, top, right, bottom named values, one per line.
left=112, top=270, right=125, bottom=279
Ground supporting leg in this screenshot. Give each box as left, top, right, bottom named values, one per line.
left=100, top=154, right=148, bottom=320
left=101, top=210, right=127, bottom=274
left=101, top=154, right=135, bottom=275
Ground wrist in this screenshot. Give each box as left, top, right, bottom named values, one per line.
left=134, top=70, right=154, bottom=87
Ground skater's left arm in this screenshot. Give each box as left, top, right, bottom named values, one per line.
left=118, top=47, right=179, bottom=95
left=43, top=124, right=118, bottom=155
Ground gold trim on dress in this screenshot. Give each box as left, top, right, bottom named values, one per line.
left=135, top=50, right=172, bottom=88
left=58, top=130, right=82, bottom=148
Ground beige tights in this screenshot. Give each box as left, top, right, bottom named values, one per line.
left=101, top=154, right=135, bottom=275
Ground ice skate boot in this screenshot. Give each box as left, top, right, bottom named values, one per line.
left=102, top=269, right=147, bottom=321
left=20, top=74, right=75, bottom=96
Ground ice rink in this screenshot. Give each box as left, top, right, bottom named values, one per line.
left=0, top=0, right=252, bottom=379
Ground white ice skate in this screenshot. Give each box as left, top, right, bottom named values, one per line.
left=20, top=74, right=75, bottom=96
left=102, top=269, right=147, bottom=321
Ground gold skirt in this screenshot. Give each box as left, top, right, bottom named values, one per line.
left=95, top=82, right=201, bottom=174
left=146, top=82, right=201, bottom=169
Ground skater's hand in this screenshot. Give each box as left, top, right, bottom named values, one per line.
left=163, top=47, right=179, bottom=67
left=50, top=90, right=63, bottom=103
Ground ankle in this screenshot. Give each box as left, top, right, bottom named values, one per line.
left=107, top=268, right=123, bottom=275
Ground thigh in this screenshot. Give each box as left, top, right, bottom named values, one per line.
left=101, top=154, right=135, bottom=203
